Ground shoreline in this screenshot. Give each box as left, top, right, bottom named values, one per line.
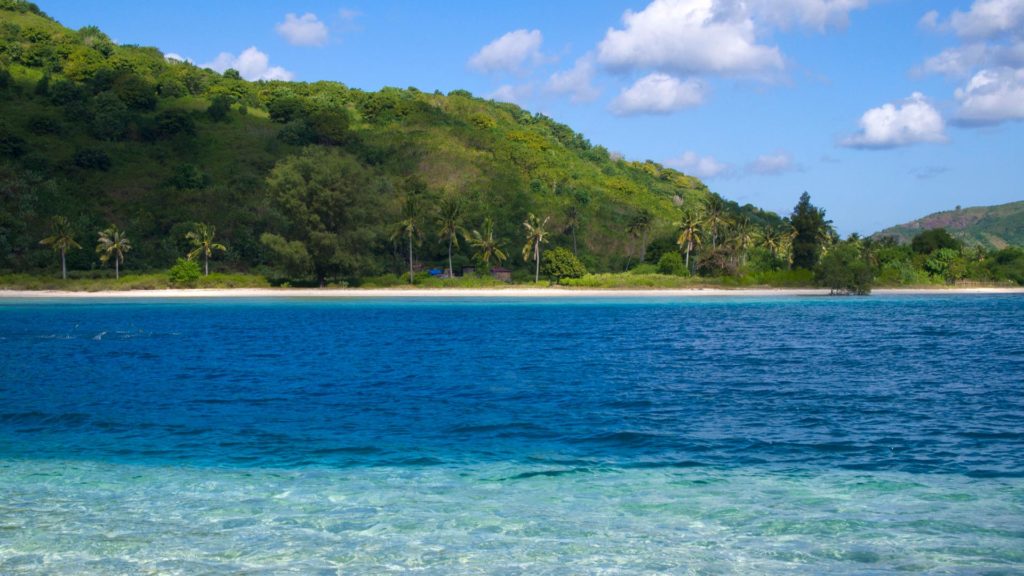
left=1, top=286, right=1022, bottom=299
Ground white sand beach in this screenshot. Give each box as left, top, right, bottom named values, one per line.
left=0, top=287, right=1021, bottom=299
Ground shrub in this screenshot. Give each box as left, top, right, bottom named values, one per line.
left=73, top=149, right=112, bottom=170
left=543, top=247, right=587, bottom=281
left=657, top=251, right=686, bottom=276
left=207, top=95, right=232, bottom=122
left=27, top=115, right=62, bottom=135
left=168, top=258, right=200, bottom=285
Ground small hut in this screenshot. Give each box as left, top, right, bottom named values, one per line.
left=490, top=267, right=512, bottom=282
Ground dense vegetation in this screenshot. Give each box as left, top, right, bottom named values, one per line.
left=873, top=201, right=1024, bottom=250
left=0, top=1, right=1020, bottom=292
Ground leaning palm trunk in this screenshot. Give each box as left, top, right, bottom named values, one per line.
left=60, top=248, right=66, bottom=280
left=115, top=257, right=119, bottom=280
left=685, top=241, right=692, bottom=272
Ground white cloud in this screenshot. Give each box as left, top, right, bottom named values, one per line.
left=339, top=8, right=360, bottom=22
left=164, top=53, right=188, bottom=63
left=488, top=84, right=533, bottom=104
left=597, top=0, right=784, bottom=77
left=842, top=92, right=947, bottom=148
left=610, top=73, right=705, bottom=115
left=949, top=0, right=1024, bottom=39
left=202, top=47, right=294, bottom=81
left=917, top=44, right=991, bottom=77
left=275, top=13, right=328, bottom=47
left=469, top=29, right=546, bottom=73
left=746, top=152, right=797, bottom=175
left=667, top=151, right=730, bottom=178
left=748, top=0, right=871, bottom=32
left=546, top=55, right=600, bottom=103
left=954, top=66, right=1024, bottom=124
left=919, top=9, right=941, bottom=30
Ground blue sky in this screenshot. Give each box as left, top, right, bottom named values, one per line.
left=41, top=0, right=1024, bottom=235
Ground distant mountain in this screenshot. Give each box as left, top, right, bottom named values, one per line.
left=873, top=201, right=1024, bottom=250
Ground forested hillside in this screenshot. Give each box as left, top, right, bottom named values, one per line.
left=0, top=0, right=783, bottom=284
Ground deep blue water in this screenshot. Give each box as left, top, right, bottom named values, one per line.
left=1, top=295, right=1023, bottom=573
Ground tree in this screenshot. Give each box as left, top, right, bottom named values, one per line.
left=627, top=209, right=653, bottom=263
left=39, top=215, right=81, bottom=280
left=435, top=195, right=463, bottom=277
left=816, top=241, right=873, bottom=295
left=563, top=199, right=585, bottom=256
left=703, top=197, right=732, bottom=250
left=96, top=225, right=131, bottom=279
left=207, top=95, right=232, bottom=122
left=543, top=247, right=587, bottom=281
left=522, top=213, right=550, bottom=282
left=732, top=217, right=757, bottom=268
left=468, top=217, right=506, bottom=272
left=265, top=148, right=380, bottom=287
left=391, top=197, right=422, bottom=284
left=186, top=223, right=227, bottom=276
left=790, top=192, right=831, bottom=270
left=675, top=208, right=703, bottom=273
left=911, top=228, right=961, bottom=254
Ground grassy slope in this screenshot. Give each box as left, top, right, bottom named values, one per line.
left=873, top=201, right=1024, bottom=250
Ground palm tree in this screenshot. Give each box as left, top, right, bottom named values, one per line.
left=675, top=209, right=704, bottom=273
left=704, top=198, right=731, bottom=250
left=186, top=223, right=226, bottom=276
left=39, top=215, right=81, bottom=280
left=390, top=198, right=421, bottom=284
left=627, top=209, right=653, bottom=263
left=522, top=213, right=550, bottom=282
left=435, top=195, right=463, bottom=278
left=732, top=217, right=757, bottom=268
left=759, top=225, right=784, bottom=261
left=564, top=202, right=582, bottom=256
left=468, top=217, right=507, bottom=272
left=96, top=225, right=131, bottom=279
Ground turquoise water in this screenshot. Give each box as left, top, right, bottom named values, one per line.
left=1, top=295, right=1022, bottom=574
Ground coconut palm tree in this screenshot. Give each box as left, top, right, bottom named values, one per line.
left=468, top=217, right=506, bottom=272
left=732, top=217, right=757, bottom=268
left=96, top=225, right=131, bottom=279
left=759, top=225, right=784, bottom=261
left=675, top=209, right=704, bottom=273
left=39, top=215, right=81, bottom=280
left=435, top=195, right=463, bottom=278
left=626, top=209, right=653, bottom=263
left=564, top=202, right=582, bottom=256
left=522, top=213, right=550, bottom=282
left=703, top=198, right=731, bottom=250
left=390, top=198, right=421, bottom=284
left=186, top=223, right=226, bottom=276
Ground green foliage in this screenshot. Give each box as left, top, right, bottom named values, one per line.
left=168, top=257, right=200, bottom=284
left=816, top=242, right=873, bottom=295
left=264, top=147, right=382, bottom=284
left=656, top=251, right=686, bottom=276
left=790, top=192, right=831, bottom=270
left=72, top=149, right=111, bottom=170
left=544, top=246, right=587, bottom=281
left=911, top=228, right=962, bottom=254
left=207, top=94, right=231, bottom=122
left=924, top=247, right=966, bottom=283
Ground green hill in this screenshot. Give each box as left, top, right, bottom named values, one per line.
left=0, top=0, right=783, bottom=283
left=873, top=201, right=1024, bottom=250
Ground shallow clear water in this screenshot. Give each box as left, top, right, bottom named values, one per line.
left=1, top=295, right=1022, bottom=574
